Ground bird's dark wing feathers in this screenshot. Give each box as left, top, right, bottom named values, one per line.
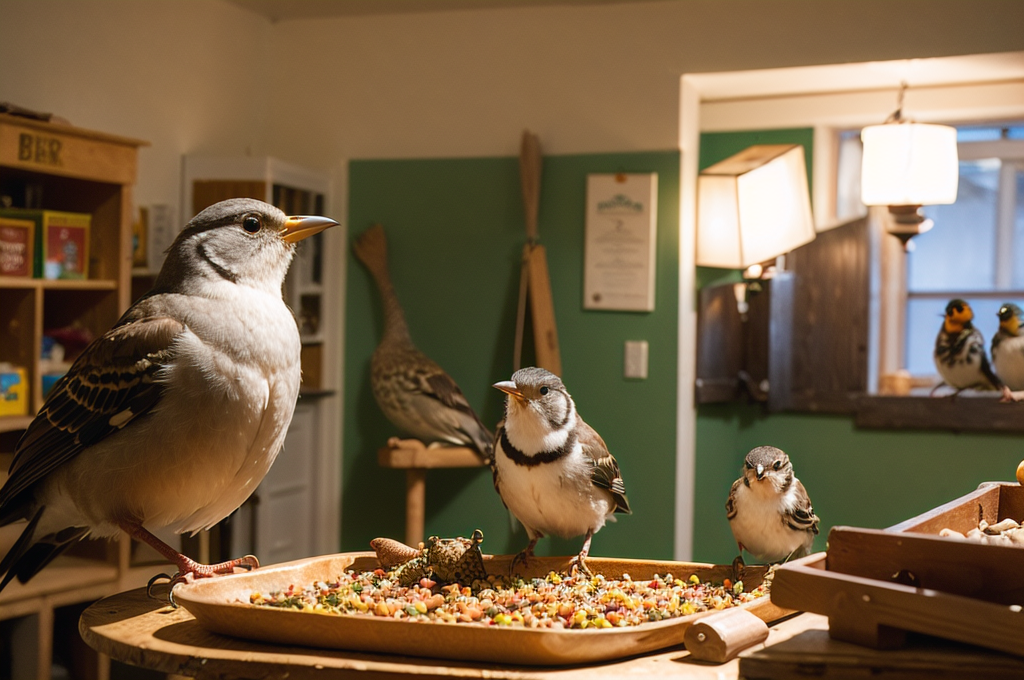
left=579, top=419, right=631, bottom=515
left=725, top=479, right=741, bottom=520
left=784, top=480, right=820, bottom=534
left=0, top=315, right=183, bottom=512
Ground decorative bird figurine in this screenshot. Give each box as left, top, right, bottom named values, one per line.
left=492, top=367, right=630, bottom=575
left=352, top=224, right=493, bottom=463
left=992, top=302, right=1024, bottom=391
left=0, top=198, right=337, bottom=594
left=726, top=446, right=818, bottom=564
left=933, top=298, right=1011, bottom=399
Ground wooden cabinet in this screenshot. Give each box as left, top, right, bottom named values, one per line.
left=0, top=114, right=154, bottom=679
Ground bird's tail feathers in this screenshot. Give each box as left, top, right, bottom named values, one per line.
left=0, top=508, right=87, bottom=594
left=0, top=507, right=43, bottom=593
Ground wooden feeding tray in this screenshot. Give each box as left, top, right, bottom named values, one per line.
left=771, top=482, right=1024, bottom=657
left=172, top=551, right=792, bottom=666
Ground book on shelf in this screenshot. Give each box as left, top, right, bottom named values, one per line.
left=0, top=208, right=91, bottom=279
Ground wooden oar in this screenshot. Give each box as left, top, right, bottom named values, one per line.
left=513, top=130, right=561, bottom=376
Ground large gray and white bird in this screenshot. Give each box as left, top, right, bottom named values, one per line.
left=492, top=367, right=630, bottom=575
left=352, top=224, right=493, bottom=462
left=992, top=302, right=1024, bottom=391
left=726, top=446, right=818, bottom=564
left=0, top=198, right=337, bottom=593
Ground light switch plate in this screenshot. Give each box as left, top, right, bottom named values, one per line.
left=624, top=340, right=649, bottom=379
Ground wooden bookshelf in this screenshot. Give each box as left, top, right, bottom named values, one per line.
left=0, top=113, right=156, bottom=680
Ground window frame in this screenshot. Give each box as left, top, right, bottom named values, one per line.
left=895, top=136, right=1024, bottom=385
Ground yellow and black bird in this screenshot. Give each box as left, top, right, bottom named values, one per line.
left=933, top=298, right=1010, bottom=399
left=353, top=224, right=493, bottom=463
left=992, top=302, right=1024, bottom=391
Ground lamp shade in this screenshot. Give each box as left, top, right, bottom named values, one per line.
left=696, top=144, right=815, bottom=269
left=860, top=122, right=958, bottom=206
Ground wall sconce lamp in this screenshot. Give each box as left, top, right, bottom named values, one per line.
left=860, top=82, right=959, bottom=248
left=696, top=144, right=815, bottom=314
left=696, top=144, right=816, bottom=270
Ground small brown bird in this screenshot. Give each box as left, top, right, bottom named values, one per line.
left=0, top=199, right=337, bottom=593
left=492, top=367, right=630, bottom=575
left=352, top=224, right=493, bottom=462
left=726, top=446, right=818, bottom=564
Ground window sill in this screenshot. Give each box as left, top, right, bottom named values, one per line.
left=854, top=394, right=1024, bottom=433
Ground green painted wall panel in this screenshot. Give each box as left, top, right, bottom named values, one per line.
left=346, top=151, right=680, bottom=560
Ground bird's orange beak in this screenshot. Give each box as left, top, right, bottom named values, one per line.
left=493, top=380, right=523, bottom=401
left=282, top=215, right=339, bottom=243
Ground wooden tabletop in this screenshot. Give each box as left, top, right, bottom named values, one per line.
left=79, top=586, right=818, bottom=679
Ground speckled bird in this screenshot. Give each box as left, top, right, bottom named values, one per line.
left=353, top=224, right=493, bottom=463
left=726, top=446, right=818, bottom=564
left=933, top=299, right=1010, bottom=399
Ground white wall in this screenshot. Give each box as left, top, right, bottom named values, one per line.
left=1, top=0, right=271, bottom=212
left=3, top=0, right=1023, bottom=221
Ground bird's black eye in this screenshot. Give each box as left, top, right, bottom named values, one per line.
left=242, top=215, right=262, bottom=234
left=773, top=460, right=782, bottom=470
left=539, top=386, right=549, bottom=395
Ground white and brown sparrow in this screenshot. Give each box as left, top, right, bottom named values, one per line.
left=492, top=367, right=630, bottom=575
left=0, top=198, right=337, bottom=593
left=933, top=298, right=1011, bottom=399
left=992, top=302, right=1024, bottom=391
left=726, top=446, right=818, bottom=564
left=353, top=224, right=493, bottom=463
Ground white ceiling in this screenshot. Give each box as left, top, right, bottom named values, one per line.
left=226, top=0, right=659, bottom=22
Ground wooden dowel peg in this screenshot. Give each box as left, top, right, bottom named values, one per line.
left=683, top=608, right=770, bottom=663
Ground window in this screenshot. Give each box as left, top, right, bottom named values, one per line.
left=836, top=124, right=1024, bottom=387
left=905, top=127, right=1024, bottom=380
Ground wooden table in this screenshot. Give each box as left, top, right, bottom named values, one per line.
left=377, top=438, right=485, bottom=546
left=80, top=586, right=816, bottom=679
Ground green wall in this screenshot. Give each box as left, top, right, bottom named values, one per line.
left=692, top=129, right=1024, bottom=565
left=345, top=151, right=680, bottom=560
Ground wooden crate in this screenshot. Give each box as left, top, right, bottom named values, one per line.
left=770, top=482, right=1024, bottom=656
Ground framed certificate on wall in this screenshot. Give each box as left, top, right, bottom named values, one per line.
left=583, top=173, right=658, bottom=312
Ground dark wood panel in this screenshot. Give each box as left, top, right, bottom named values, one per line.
left=855, top=395, right=1024, bottom=432
left=783, top=217, right=870, bottom=413
left=695, top=282, right=743, bottom=403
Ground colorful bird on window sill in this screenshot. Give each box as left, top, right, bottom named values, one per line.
left=933, top=298, right=1013, bottom=400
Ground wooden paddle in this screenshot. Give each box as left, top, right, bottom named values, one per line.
left=513, top=130, right=561, bottom=376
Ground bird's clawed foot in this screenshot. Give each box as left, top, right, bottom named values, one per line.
left=509, top=540, right=538, bottom=577
left=1000, top=386, right=1020, bottom=402
left=731, top=554, right=746, bottom=584
left=568, top=552, right=594, bottom=579
left=145, top=554, right=260, bottom=607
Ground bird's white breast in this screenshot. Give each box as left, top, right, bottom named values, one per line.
left=50, top=287, right=301, bottom=537
left=994, top=335, right=1024, bottom=390
left=496, top=425, right=614, bottom=541
left=728, top=480, right=811, bottom=562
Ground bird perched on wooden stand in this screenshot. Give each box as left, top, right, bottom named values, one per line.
left=0, top=198, right=337, bottom=595
left=352, top=223, right=493, bottom=463
left=492, top=367, right=630, bottom=576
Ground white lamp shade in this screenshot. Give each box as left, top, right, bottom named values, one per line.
left=860, top=123, right=958, bottom=206
left=696, top=144, right=815, bottom=269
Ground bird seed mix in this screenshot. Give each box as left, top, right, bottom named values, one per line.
left=249, top=569, right=768, bottom=629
